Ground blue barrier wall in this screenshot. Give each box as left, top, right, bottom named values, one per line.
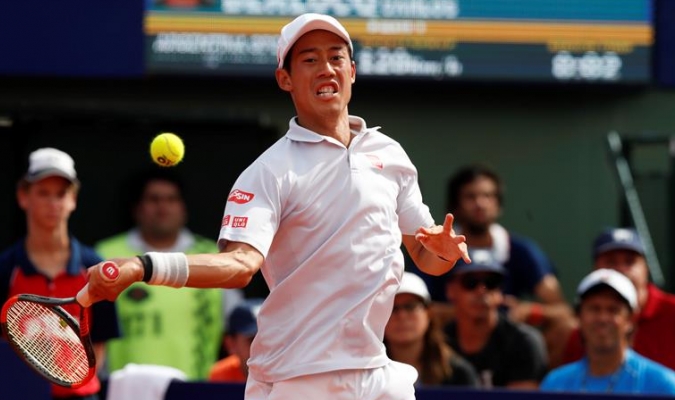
left=165, top=381, right=675, bottom=400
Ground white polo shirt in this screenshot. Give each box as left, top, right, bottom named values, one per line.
left=219, top=115, right=434, bottom=382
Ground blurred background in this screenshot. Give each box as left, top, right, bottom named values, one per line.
left=1, top=0, right=674, bottom=301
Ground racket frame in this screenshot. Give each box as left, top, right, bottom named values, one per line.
left=0, top=293, right=96, bottom=388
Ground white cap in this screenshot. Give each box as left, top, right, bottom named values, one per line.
left=277, top=13, right=353, bottom=68
left=577, top=268, right=637, bottom=310
left=397, top=272, right=431, bottom=304
left=25, top=147, right=78, bottom=184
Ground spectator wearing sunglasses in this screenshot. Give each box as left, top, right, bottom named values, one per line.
left=384, top=272, right=479, bottom=387
left=444, top=249, right=548, bottom=389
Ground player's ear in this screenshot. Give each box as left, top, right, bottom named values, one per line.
left=276, top=68, right=292, bottom=92
left=351, top=60, right=356, bottom=83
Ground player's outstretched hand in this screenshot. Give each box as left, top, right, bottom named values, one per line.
left=84, top=258, right=144, bottom=303
left=414, top=213, right=471, bottom=264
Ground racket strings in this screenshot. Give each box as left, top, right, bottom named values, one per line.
left=5, top=301, right=89, bottom=383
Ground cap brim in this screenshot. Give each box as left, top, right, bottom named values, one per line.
left=25, top=169, right=78, bottom=184
left=594, top=243, right=644, bottom=257
left=577, top=282, right=635, bottom=310
left=396, top=291, right=430, bottom=304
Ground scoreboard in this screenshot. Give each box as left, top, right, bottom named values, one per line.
left=144, top=0, right=653, bottom=83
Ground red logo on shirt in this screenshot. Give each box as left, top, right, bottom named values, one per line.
left=232, top=217, right=248, bottom=228
left=228, top=189, right=255, bottom=204
left=222, top=215, right=231, bottom=227
left=366, top=154, right=383, bottom=169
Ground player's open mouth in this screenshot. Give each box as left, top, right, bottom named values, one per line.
left=317, top=84, right=338, bottom=96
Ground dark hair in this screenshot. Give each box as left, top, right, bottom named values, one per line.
left=446, top=164, right=504, bottom=213
left=128, top=167, right=185, bottom=207
left=385, top=307, right=454, bottom=385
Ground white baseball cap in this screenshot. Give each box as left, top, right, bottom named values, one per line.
left=397, top=272, right=431, bottom=304
left=25, top=147, right=78, bottom=184
left=277, top=13, right=353, bottom=69
left=577, top=268, right=637, bottom=310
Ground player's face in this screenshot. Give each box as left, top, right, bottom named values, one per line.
left=594, top=250, right=649, bottom=293
left=578, top=288, right=633, bottom=355
left=18, top=176, right=77, bottom=230
left=135, top=180, right=186, bottom=238
left=455, top=177, right=501, bottom=233
left=446, top=272, right=503, bottom=320
left=385, top=293, right=429, bottom=345
left=276, top=30, right=355, bottom=124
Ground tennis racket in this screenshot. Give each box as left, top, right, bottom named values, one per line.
left=0, top=261, right=119, bottom=388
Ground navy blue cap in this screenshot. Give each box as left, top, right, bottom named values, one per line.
left=592, top=228, right=645, bottom=259
left=449, top=249, right=507, bottom=277
left=227, top=298, right=263, bottom=336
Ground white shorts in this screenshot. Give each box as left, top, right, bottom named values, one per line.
left=244, top=361, right=418, bottom=400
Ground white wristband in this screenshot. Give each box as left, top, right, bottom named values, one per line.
left=145, top=252, right=189, bottom=288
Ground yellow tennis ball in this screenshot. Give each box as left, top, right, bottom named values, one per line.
left=150, top=133, right=184, bottom=167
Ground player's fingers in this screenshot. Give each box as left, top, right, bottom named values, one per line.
left=443, top=213, right=455, bottom=233
left=460, top=243, right=471, bottom=263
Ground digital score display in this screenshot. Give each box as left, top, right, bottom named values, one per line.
left=145, top=0, right=652, bottom=83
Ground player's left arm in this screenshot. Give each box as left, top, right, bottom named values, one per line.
left=403, top=213, right=471, bottom=276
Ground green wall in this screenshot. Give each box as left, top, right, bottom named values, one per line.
left=1, top=78, right=674, bottom=300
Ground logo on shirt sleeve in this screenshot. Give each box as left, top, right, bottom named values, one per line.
left=228, top=189, right=255, bottom=204
left=222, top=215, right=231, bottom=227
left=232, top=216, right=248, bottom=228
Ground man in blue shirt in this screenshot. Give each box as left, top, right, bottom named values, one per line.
left=541, top=268, right=675, bottom=395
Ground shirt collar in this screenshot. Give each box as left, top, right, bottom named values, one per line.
left=285, top=115, right=378, bottom=143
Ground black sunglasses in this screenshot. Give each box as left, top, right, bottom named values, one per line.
left=458, top=273, right=503, bottom=291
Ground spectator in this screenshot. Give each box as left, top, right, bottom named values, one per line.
left=209, top=298, right=264, bottom=383
left=420, top=164, right=574, bottom=368
left=385, top=272, right=479, bottom=387
left=0, top=147, right=120, bottom=400
left=444, top=249, right=548, bottom=389
left=95, top=167, right=231, bottom=380
left=562, top=227, right=675, bottom=371
left=541, top=268, right=675, bottom=394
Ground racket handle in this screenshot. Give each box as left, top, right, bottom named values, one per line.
left=76, top=261, right=120, bottom=307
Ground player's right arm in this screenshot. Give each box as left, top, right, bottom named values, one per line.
left=84, top=241, right=263, bottom=303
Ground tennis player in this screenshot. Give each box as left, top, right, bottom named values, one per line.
left=85, top=13, right=470, bottom=399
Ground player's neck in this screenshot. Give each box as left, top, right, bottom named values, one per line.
left=296, top=112, right=352, bottom=147
left=587, top=347, right=627, bottom=376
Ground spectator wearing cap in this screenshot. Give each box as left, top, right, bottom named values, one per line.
left=209, top=298, right=264, bottom=383
left=541, top=269, right=675, bottom=394
left=384, top=272, right=479, bottom=387
left=443, top=249, right=548, bottom=389
left=562, top=228, right=675, bottom=371
left=0, top=148, right=120, bottom=400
